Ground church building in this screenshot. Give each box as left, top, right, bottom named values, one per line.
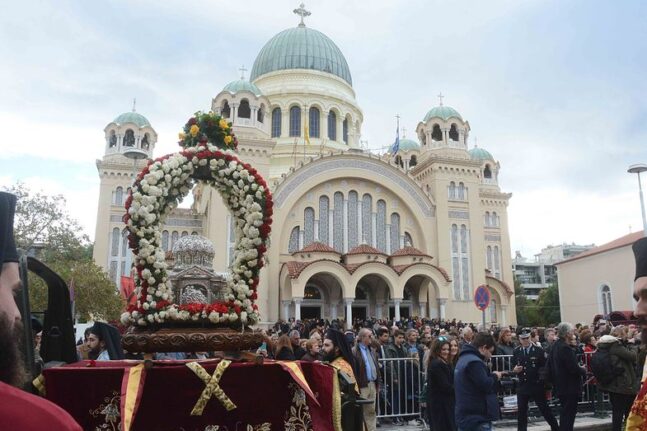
left=92, top=5, right=516, bottom=327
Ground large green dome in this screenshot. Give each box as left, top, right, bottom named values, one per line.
left=423, top=105, right=463, bottom=122
left=399, top=138, right=420, bottom=151
left=113, top=112, right=151, bottom=128
left=223, top=79, right=263, bottom=96
left=469, top=147, right=494, bottom=161
left=250, top=26, right=352, bottom=85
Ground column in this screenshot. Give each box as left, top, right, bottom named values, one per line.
left=438, top=298, right=447, bottom=320
left=231, top=104, right=238, bottom=123
left=298, top=230, right=304, bottom=250
left=394, top=299, right=401, bottom=321
left=343, top=198, right=348, bottom=253
left=385, top=224, right=391, bottom=254
left=376, top=303, right=382, bottom=319
left=419, top=303, right=426, bottom=318
left=329, top=208, right=334, bottom=247
left=331, top=302, right=338, bottom=319
left=500, top=304, right=507, bottom=326
left=281, top=108, right=289, bottom=138
left=314, top=220, right=319, bottom=242
left=294, top=297, right=303, bottom=321
left=357, top=200, right=362, bottom=240
left=282, top=300, right=291, bottom=320
left=371, top=213, right=377, bottom=247
left=252, top=107, right=257, bottom=126
left=345, top=299, right=353, bottom=329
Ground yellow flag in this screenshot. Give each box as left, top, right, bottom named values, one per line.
left=304, top=108, right=311, bottom=145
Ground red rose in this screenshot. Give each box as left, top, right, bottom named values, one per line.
left=250, top=291, right=258, bottom=300
left=257, top=244, right=266, bottom=254
left=234, top=305, right=241, bottom=314
left=188, top=118, right=197, bottom=125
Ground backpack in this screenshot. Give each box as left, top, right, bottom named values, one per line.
left=591, top=349, right=624, bottom=385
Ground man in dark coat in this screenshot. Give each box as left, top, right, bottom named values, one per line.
left=352, top=328, right=380, bottom=431
left=512, top=330, right=559, bottom=431
left=454, top=332, right=502, bottom=431
left=549, top=322, right=587, bottom=431
left=628, top=237, right=647, bottom=430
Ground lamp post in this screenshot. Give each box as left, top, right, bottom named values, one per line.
left=628, top=163, right=647, bottom=237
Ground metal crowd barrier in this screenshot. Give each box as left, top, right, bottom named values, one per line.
left=376, top=352, right=610, bottom=421
left=376, top=357, right=424, bottom=420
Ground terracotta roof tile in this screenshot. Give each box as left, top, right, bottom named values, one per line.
left=345, top=244, right=387, bottom=256
left=486, top=275, right=514, bottom=295
left=556, top=230, right=643, bottom=265
left=390, top=246, right=431, bottom=257
left=296, top=241, right=339, bottom=254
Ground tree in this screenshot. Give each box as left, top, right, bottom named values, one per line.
left=3, top=183, right=123, bottom=322
left=535, top=282, right=561, bottom=326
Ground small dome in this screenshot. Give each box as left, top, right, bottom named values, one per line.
left=423, top=105, right=463, bottom=122
left=223, top=79, right=263, bottom=96
left=113, top=112, right=151, bottom=128
left=398, top=138, right=420, bottom=152
left=172, top=235, right=215, bottom=269
left=250, top=26, right=352, bottom=85
left=469, top=147, right=494, bottom=161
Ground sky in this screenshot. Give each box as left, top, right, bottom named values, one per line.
left=1, top=0, right=646, bottom=258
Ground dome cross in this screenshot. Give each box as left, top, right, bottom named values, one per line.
left=132, top=97, right=137, bottom=112
left=293, top=3, right=311, bottom=27
left=239, top=65, right=247, bottom=80
left=437, top=92, right=444, bottom=106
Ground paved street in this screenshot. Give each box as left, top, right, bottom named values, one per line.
left=377, top=412, right=613, bottom=430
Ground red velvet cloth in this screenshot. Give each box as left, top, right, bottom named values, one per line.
left=44, top=360, right=336, bottom=431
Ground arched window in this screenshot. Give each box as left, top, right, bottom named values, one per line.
left=333, top=192, right=344, bottom=251
left=448, top=181, right=456, bottom=199
left=171, top=231, right=179, bottom=249
left=362, top=194, right=372, bottom=245
left=221, top=100, right=231, bottom=118
left=111, top=228, right=120, bottom=257
left=304, top=286, right=322, bottom=300
left=124, top=129, right=135, bottom=147
left=431, top=124, right=442, bottom=141
left=420, top=132, right=427, bottom=146
left=328, top=111, right=337, bottom=140
left=304, top=207, right=315, bottom=246
left=601, top=285, right=613, bottom=315
left=404, top=232, right=413, bottom=247
left=376, top=200, right=387, bottom=252
left=238, top=99, right=251, bottom=119
left=115, top=187, right=123, bottom=205
left=490, top=298, right=497, bottom=322
left=141, top=133, right=150, bottom=150
left=162, top=231, right=169, bottom=251
left=121, top=229, right=128, bottom=257
left=289, top=106, right=301, bottom=137
left=395, top=155, right=403, bottom=168
left=449, top=124, right=459, bottom=141
left=343, top=118, right=348, bottom=144
left=109, top=130, right=117, bottom=147
left=484, top=211, right=491, bottom=227
left=309, top=107, right=320, bottom=138
left=257, top=104, right=264, bottom=123
left=487, top=246, right=493, bottom=271
left=271, top=108, right=281, bottom=137
left=458, top=182, right=465, bottom=200
left=288, top=227, right=300, bottom=253
left=319, top=195, right=329, bottom=245
left=410, top=155, right=417, bottom=167
left=181, top=231, right=188, bottom=237
left=494, top=245, right=501, bottom=278
left=348, top=191, right=358, bottom=249
left=484, top=164, right=492, bottom=179
left=492, top=212, right=499, bottom=227
left=390, top=213, right=400, bottom=253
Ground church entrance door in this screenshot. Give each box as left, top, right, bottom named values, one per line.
left=352, top=306, right=367, bottom=321
left=301, top=306, right=321, bottom=319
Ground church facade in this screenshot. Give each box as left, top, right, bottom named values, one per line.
left=93, top=7, right=516, bottom=327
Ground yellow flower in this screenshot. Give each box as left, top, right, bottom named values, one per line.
left=189, top=125, right=200, bottom=137
left=178, top=132, right=186, bottom=140
left=224, top=135, right=233, bottom=145
left=219, top=119, right=229, bottom=130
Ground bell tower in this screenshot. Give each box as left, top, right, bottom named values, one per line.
left=92, top=104, right=157, bottom=284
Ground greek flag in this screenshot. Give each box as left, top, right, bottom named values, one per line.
left=390, top=126, right=400, bottom=154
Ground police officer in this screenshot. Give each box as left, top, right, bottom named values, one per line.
left=512, top=330, right=559, bottom=431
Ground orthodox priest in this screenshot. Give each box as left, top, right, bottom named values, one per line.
left=628, top=237, right=647, bottom=430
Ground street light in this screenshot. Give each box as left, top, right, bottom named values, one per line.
left=628, top=163, right=647, bottom=237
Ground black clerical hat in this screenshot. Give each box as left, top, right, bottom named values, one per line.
left=0, top=192, right=19, bottom=274
left=633, top=237, right=647, bottom=280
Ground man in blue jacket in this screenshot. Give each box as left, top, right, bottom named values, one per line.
left=455, top=332, right=503, bottom=431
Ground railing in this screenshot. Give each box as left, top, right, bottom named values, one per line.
left=376, top=357, right=424, bottom=419
left=376, top=352, right=609, bottom=421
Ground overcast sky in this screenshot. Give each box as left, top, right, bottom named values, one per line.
left=1, top=0, right=646, bottom=258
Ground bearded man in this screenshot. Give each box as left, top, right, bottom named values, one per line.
left=323, top=328, right=358, bottom=391
left=626, top=237, right=647, bottom=430
left=0, top=191, right=81, bottom=430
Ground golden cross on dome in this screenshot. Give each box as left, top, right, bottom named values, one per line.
left=293, top=3, right=311, bottom=27
left=132, top=98, right=136, bottom=112
left=239, top=65, right=247, bottom=80
left=402, top=126, right=407, bottom=139
left=437, top=92, right=444, bottom=106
